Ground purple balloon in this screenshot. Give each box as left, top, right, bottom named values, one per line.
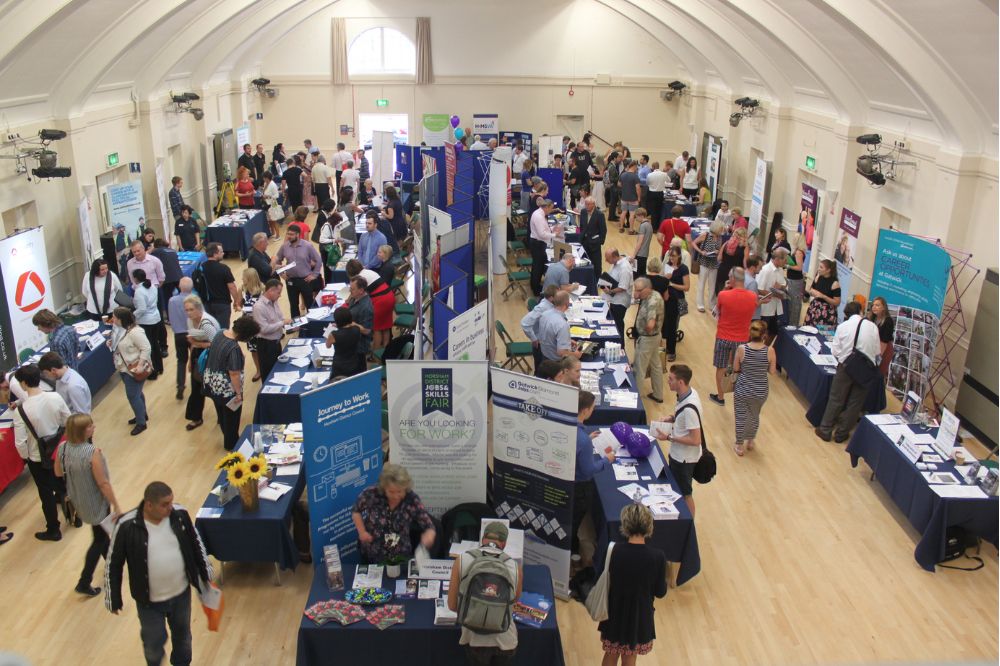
left=610, top=421, right=634, bottom=446
left=450, top=115, right=461, bottom=128
left=626, top=431, right=653, bottom=458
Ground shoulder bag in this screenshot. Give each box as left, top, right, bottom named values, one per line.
left=843, top=320, right=879, bottom=389
left=115, top=329, right=152, bottom=381
left=585, top=542, right=615, bottom=622
left=676, top=403, right=716, bottom=484
left=18, top=404, right=65, bottom=470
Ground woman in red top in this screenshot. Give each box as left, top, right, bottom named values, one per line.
left=287, top=206, right=311, bottom=238
left=235, top=166, right=256, bottom=208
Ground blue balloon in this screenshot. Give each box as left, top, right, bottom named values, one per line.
left=454, top=127, right=465, bottom=140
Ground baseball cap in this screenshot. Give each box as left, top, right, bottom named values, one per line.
left=482, top=521, right=509, bottom=543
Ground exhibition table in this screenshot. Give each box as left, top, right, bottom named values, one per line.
left=548, top=212, right=580, bottom=244
left=299, top=282, right=349, bottom=339
left=195, top=425, right=306, bottom=572
left=0, top=410, right=22, bottom=495
left=775, top=327, right=885, bottom=426
left=177, top=250, right=207, bottom=278
left=253, top=339, right=331, bottom=424
left=545, top=244, right=598, bottom=295
left=295, top=564, right=565, bottom=666
left=589, top=436, right=701, bottom=586
left=22, top=322, right=116, bottom=397
left=568, top=298, right=623, bottom=344
left=204, top=209, right=267, bottom=259
left=846, top=417, right=998, bottom=571
left=586, top=366, right=647, bottom=426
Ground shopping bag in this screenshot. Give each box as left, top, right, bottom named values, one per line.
left=198, top=580, right=224, bottom=631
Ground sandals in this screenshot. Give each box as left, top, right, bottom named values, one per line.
left=185, top=420, right=204, bottom=431
left=0, top=532, right=12, bottom=546
left=734, top=443, right=745, bottom=456
left=252, top=373, right=261, bottom=382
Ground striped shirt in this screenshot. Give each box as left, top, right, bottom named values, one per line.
left=734, top=344, right=770, bottom=400
left=58, top=441, right=110, bottom=525
left=50, top=324, right=81, bottom=370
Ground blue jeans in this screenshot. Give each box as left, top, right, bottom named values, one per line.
left=120, top=372, right=147, bottom=426
left=137, top=588, right=192, bottom=666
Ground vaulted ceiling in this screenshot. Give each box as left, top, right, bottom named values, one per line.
left=0, top=0, right=995, bottom=153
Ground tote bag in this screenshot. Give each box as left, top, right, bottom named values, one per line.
left=585, top=542, right=616, bottom=622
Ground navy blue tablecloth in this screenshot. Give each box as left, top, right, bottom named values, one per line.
left=205, top=210, right=267, bottom=259
left=775, top=327, right=885, bottom=426
left=195, top=425, right=306, bottom=570
left=846, top=417, right=998, bottom=571
left=589, top=437, right=701, bottom=586
left=253, top=340, right=326, bottom=424
left=28, top=324, right=115, bottom=396
left=296, top=564, right=564, bottom=666
left=586, top=368, right=646, bottom=426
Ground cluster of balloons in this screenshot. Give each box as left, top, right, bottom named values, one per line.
left=450, top=114, right=465, bottom=140
left=610, top=421, right=653, bottom=458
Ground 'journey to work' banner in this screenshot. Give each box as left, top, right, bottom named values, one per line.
left=490, top=367, right=578, bottom=598
left=387, top=360, right=488, bottom=517
left=301, top=368, right=384, bottom=566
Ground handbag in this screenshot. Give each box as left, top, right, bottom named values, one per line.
left=676, top=403, right=717, bottom=484
left=585, top=542, right=615, bottom=622
left=843, top=319, right=879, bottom=388
left=18, top=404, right=65, bottom=471
left=116, top=329, right=152, bottom=381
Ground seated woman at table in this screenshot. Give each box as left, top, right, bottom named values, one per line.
left=598, top=503, right=667, bottom=665
left=803, top=259, right=842, bottom=327
left=325, top=308, right=364, bottom=379
left=346, top=258, right=394, bottom=353
left=351, top=464, right=436, bottom=565
left=82, top=258, right=123, bottom=321
left=358, top=179, right=378, bottom=206
left=868, top=296, right=895, bottom=377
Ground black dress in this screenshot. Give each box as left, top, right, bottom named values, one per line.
left=329, top=326, right=363, bottom=379
left=715, top=244, right=746, bottom=294
left=598, top=542, right=667, bottom=653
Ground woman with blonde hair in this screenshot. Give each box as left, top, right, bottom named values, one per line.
left=597, top=503, right=667, bottom=665
left=689, top=218, right=724, bottom=312
left=241, top=267, right=264, bottom=381
left=732, top=320, right=776, bottom=456
left=351, top=463, right=436, bottom=564
left=55, top=414, right=121, bottom=596
left=785, top=232, right=808, bottom=326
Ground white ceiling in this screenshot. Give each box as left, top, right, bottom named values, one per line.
left=0, top=0, right=995, bottom=153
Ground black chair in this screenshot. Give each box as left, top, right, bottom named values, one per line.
left=410, top=514, right=448, bottom=559
left=440, top=502, right=497, bottom=546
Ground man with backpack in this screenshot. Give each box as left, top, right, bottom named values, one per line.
left=663, top=364, right=703, bottom=517
left=447, top=521, right=523, bottom=666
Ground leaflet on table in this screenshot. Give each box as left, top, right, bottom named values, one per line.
left=931, top=484, right=988, bottom=499
left=269, top=371, right=302, bottom=386
left=894, top=434, right=922, bottom=464
left=275, top=261, right=297, bottom=275
left=612, top=461, right=639, bottom=481
left=394, top=578, right=418, bottom=599
left=274, top=463, right=300, bottom=477
left=797, top=325, right=819, bottom=334
left=260, top=383, right=291, bottom=394
left=933, top=408, right=960, bottom=458
left=286, top=338, right=309, bottom=346
left=353, top=564, right=384, bottom=589
left=288, top=357, right=311, bottom=368
left=643, top=498, right=681, bottom=520
left=258, top=481, right=293, bottom=501
left=434, top=598, right=458, bottom=626
left=866, top=414, right=904, bottom=425
left=809, top=354, right=837, bottom=367
left=195, top=507, right=223, bottom=520
left=283, top=317, right=308, bottom=331
left=512, top=592, right=552, bottom=628
left=879, top=424, right=912, bottom=442
left=285, top=345, right=313, bottom=358
left=618, top=482, right=649, bottom=500
left=417, top=580, right=441, bottom=599
left=592, top=429, right=621, bottom=457
left=302, top=371, right=329, bottom=386
left=921, top=471, right=959, bottom=485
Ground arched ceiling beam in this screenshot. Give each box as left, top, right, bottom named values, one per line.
left=0, top=0, right=85, bottom=79
left=187, top=0, right=290, bottom=85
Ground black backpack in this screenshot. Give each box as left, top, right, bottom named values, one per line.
left=191, top=266, right=209, bottom=302
left=676, top=403, right=717, bottom=484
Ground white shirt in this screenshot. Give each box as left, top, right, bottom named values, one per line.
left=263, top=180, right=279, bottom=205
left=82, top=272, right=123, bottom=316
left=831, top=315, right=880, bottom=365
left=670, top=388, right=703, bottom=463
left=13, top=391, right=70, bottom=461
left=682, top=167, right=698, bottom=189
left=145, top=517, right=189, bottom=602
left=359, top=268, right=381, bottom=286
left=333, top=150, right=352, bottom=172
left=512, top=152, right=528, bottom=175
left=57, top=368, right=92, bottom=414
left=646, top=170, right=668, bottom=193
left=757, top=261, right=786, bottom=317
left=673, top=155, right=686, bottom=172
left=529, top=208, right=555, bottom=244
left=470, top=141, right=488, bottom=150
left=311, top=162, right=333, bottom=186
left=608, top=258, right=634, bottom=307
left=341, top=168, right=360, bottom=193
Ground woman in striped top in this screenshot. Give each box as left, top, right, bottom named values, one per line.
left=731, top=320, right=776, bottom=456
left=54, top=414, right=121, bottom=597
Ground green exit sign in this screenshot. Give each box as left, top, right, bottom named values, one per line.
left=805, top=155, right=816, bottom=170
left=376, top=99, right=389, bottom=108
left=106, top=152, right=119, bottom=168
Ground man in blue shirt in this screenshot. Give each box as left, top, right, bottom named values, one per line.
left=32, top=310, right=80, bottom=370
left=541, top=253, right=579, bottom=293
left=520, top=285, right=558, bottom=371
left=38, top=351, right=92, bottom=414
left=536, top=292, right=580, bottom=370
left=572, top=390, right=615, bottom=560
left=358, top=212, right=388, bottom=269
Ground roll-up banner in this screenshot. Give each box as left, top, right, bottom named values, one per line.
left=748, top=157, right=767, bottom=243
left=0, top=227, right=55, bottom=368
left=472, top=114, right=500, bottom=142
left=799, top=183, right=819, bottom=272
left=489, top=147, right=512, bottom=275
left=422, top=114, right=452, bottom=147
left=107, top=180, right=147, bottom=244
left=834, top=208, right=861, bottom=320
left=300, top=369, right=384, bottom=566
left=490, top=367, right=578, bottom=598
left=387, top=360, right=488, bottom=517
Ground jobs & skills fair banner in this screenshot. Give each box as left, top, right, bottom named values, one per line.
left=387, top=360, right=488, bottom=517
left=491, top=367, right=578, bottom=598
left=301, top=368, right=384, bottom=566
left=870, top=228, right=950, bottom=317
left=0, top=227, right=56, bottom=370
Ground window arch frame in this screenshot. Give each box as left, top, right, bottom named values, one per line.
left=347, top=26, right=416, bottom=79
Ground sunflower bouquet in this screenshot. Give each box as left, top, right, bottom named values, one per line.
left=215, top=452, right=246, bottom=471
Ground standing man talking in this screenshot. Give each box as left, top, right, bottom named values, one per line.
left=252, top=279, right=291, bottom=382
left=528, top=199, right=561, bottom=296
left=271, top=225, right=322, bottom=319
left=577, top=196, right=606, bottom=278
left=105, top=481, right=213, bottom=666
left=632, top=277, right=665, bottom=404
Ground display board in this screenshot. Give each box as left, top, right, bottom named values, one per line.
left=536, top=135, right=563, bottom=169
left=155, top=158, right=172, bottom=240
left=107, top=180, right=146, bottom=244
left=799, top=183, right=819, bottom=273
left=748, top=157, right=768, bottom=243
left=834, top=208, right=861, bottom=320
left=300, top=369, right=384, bottom=566
left=371, top=130, right=395, bottom=191
left=490, top=367, right=578, bottom=598
left=387, top=360, right=488, bottom=517
left=499, top=131, right=532, bottom=152
left=77, top=197, right=95, bottom=266
left=448, top=300, right=489, bottom=360
left=422, top=114, right=452, bottom=146
left=427, top=205, right=451, bottom=252
left=0, top=227, right=56, bottom=371
left=472, top=114, right=500, bottom=142
left=395, top=145, right=423, bottom=182
left=537, top=168, right=564, bottom=209
left=702, top=133, right=723, bottom=201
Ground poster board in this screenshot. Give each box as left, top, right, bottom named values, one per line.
left=490, top=367, right=578, bottom=598
left=748, top=157, right=768, bottom=244
left=799, top=183, right=819, bottom=273
left=155, top=158, right=172, bottom=240
left=448, top=300, right=489, bottom=360
left=489, top=147, right=512, bottom=274
left=0, top=227, right=56, bottom=370
left=387, top=360, right=488, bottom=516
left=422, top=114, right=452, bottom=146
left=537, top=135, right=564, bottom=169
left=702, top=133, right=723, bottom=201
left=107, top=180, right=147, bottom=244
left=300, top=369, right=384, bottom=566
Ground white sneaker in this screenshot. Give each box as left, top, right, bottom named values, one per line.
left=697, top=306, right=705, bottom=312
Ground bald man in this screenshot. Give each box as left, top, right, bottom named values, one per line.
left=167, top=277, right=195, bottom=400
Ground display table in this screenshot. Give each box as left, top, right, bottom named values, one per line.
left=567, top=298, right=623, bottom=344
left=775, top=327, right=885, bottom=426
left=589, top=436, right=701, bottom=586
left=299, top=282, right=350, bottom=339
left=22, top=322, right=116, bottom=397
left=545, top=244, right=598, bottom=295
left=177, top=250, right=207, bottom=278
left=296, top=564, right=564, bottom=666
left=846, top=417, right=998, bottom=571
left=195, top=425, right=305, bottom=572
left=253, top=339, right=331, bottom=424
left=205, top=209, right=267, bottom=259
left=0, top=410, right=22, bottom=494
left=586, top=366, right=647, bottom=426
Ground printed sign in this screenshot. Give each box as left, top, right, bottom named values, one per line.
left=472, top=114, right=500, bottom=142
left=107, top=180, right=147, bottom=243
left=422, top=114, right=452, bottom=147
left=0, top=227, right=56, bottom=369
left=448, top=300, right=489, bottom=360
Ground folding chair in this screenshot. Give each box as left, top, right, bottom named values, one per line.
left=499, top=257, right=530, bottom=300
left=495, top=320, right=533, bottom=374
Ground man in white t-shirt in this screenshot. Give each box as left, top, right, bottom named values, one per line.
left=645, top=162, right=669, bottom=225
left=106, top=481, right=213, bottom=666
left=756, top=247, right=789, bottom=340
left=673, top=150, right=689, bottom=173
left=663, top=364, right=703, bottom=516
left=341, top=160, right=360, bottom=195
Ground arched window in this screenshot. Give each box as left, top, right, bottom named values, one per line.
left=348, top=27, right=415, bottom=76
